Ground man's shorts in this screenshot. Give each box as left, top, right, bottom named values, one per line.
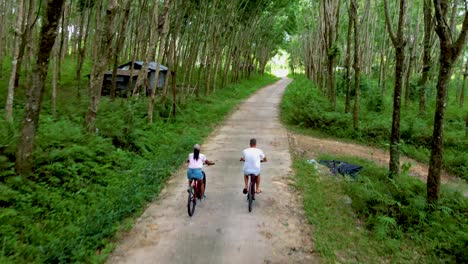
left=243, top=169, right=260, bottom=176
left=187, top=168, right=204, bottom=180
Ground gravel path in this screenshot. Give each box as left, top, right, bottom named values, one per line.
left=107, top=78, right=317, bottom=264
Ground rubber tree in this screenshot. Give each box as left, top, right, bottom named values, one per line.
left=16, top=0, right=66, bottom=175
left=84, top=0, right=119, bottom=133
left=427, top=0, right=468, bottom=203
left=384, top=0, right=408, bottom=177
left=5, top=0, right=24, bottom=122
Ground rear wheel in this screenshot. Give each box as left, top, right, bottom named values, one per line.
left=187, top=186, right=196, bottom=217
left=248, top=176, right=255, bottom=212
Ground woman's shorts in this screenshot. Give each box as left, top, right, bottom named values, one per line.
left=187, top=168, right=204, bottom=180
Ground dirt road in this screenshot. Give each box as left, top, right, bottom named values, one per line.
left=107, top=78, right=317, bottom=264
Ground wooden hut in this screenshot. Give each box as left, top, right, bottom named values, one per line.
left=101, top=61, right=168, bottom=96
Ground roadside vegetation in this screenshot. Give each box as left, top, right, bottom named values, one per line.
left=0, top=67, right=278, bottom=263
left=283, top=75, right=467, bottom=262
left=282, top=75, right=467, bottom=180
left=292, top=154, right=467, bottom=263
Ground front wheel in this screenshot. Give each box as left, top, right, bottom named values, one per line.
left=187, top=188, right=196, bottom=217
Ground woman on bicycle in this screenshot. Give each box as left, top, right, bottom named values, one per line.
left=187, top=144, right=214, bottom=199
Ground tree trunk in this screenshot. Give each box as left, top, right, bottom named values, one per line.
left=5, top=0, right=24, bottom=122
left=420, top=0, right=434, bottom=115
left=110, top=0, right=130, bottom=100
left=351, top=0, right=360, bottom=130
left=76, top=4, right=92, bottom=98
left=84, top=0, right=119, bottom=133
left=52, top=39, right=59, bottom=118
left=459, top=61, right=467, bottom=108
left=427, top=0, right=468, bottom=203
left=16, top=0, right=65, bottom=175
left=384, top=0, right=408, bottom=177
left=345, top=6, right=352, bottom=114
left=148, top=0, right=171, bottom=124
left=0, top=0, right=4, bottom=78
left=404, top=10, right=420, bottom=108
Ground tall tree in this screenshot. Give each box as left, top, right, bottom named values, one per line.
left=15, top=0, right=66, bottom=175
left=427, top=0, right=468, bottom=203
left=419, top=0, right=434, bottom=115
left=84, top=0, right=119, bottom=132
left=384, top=0, right=408, bottom=177
left=148, top=0, right=171, bottom=123
left=323, top=0, right=341, bottom=109
left=344, top=0, right=353, bottom=114
left=5, top=0, right=25, bottom=122
left=351, top=0, right=360, bottom=130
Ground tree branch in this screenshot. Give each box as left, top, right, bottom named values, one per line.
left=451, top=9, right=468, bottom=59
left=384, top=0, right=397, bottom=45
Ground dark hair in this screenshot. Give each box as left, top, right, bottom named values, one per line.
left=250, top=138, right=256, bottom=146
left=193, top=148, right=200, bottom=161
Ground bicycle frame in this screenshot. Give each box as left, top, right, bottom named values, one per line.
left=247, top=174, right=257, bottom=212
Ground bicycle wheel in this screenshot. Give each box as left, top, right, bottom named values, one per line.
left=248, top=176, right=255, bottom=212
left=187, top=186, right=196, bottom=217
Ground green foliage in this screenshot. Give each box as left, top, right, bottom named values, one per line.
left=0, top=74, right=278, bottom=263
left=293, top=155, right=468, bottom=262
left=282, top=75, right=468, bottom=180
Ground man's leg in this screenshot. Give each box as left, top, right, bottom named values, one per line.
left=256, top=174, right=261, bottom=193
left=243, top=175, right=248, bottom=193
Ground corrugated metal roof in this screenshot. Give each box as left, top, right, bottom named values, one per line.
left=118, top=61, right=168, bottom=71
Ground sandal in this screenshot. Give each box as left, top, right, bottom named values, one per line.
left=256, top=190, right=262, bottom=194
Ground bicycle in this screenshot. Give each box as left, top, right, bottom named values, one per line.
left=187, top=166, right=212, bottom=217
left=240, top=159, right=266, bottom=213
left=187, top=175, right=203, bottom=217
left=246, top=174, right=257, bottom=212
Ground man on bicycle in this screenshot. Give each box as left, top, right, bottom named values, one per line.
left=240, top=138, right=267, bottom=194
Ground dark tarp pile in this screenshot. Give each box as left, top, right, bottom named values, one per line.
left=319, top=160, right=363, bottom=179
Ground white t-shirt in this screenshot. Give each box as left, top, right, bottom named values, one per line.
left=242, top=147, right=265, bottom=175
left=188, top=153, right=206, bottom=169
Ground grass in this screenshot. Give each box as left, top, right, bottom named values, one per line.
left=0, top=57, right=279, bottom=263
left=292, top=153, right=468, bottom=263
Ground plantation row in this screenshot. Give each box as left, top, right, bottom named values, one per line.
left=281, top=75, right=467, bottom=180
left=283, top=76, right=467, bottom=262
left=0, top=75, right=278, bottom=263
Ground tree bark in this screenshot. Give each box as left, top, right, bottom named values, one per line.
left=351, top=0, right=360, bottom=130
left=148, top=0, right=171, bottom=124
left=84, top=0, right=119, bottom=133
left=427, top=0, right=468, bottom=203
left=110, top=0, right=130, bottom=100
left=345, top=2, right=353, bottom=114
left=460, top=61, right=467, bottom=108
left=5, top=0, right=24, bottom=122
left=420, top=0, right=434, bottom=115
left=15, top=0, right=66, bottom=175
left=384, top=0, right=408, bottom=177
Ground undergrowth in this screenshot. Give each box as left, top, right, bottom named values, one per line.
left=293, top=154, right=467, bottom=263
left=0, top=72, right=278, bottom=263
left=282, top=74, right=468, bottom=180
